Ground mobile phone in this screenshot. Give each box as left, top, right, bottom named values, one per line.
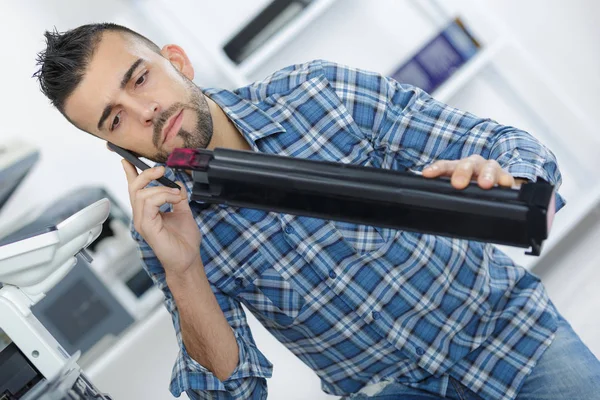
left=107, top=142, right=180, bottom=189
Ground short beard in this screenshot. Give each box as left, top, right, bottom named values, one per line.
left=150, top=85, right=213, bottom=163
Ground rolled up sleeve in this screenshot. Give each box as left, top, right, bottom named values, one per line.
left=168, top=287, right=272, bottom=400
left=131, top=229, right=272, bottom=400
left=486, top=125, right=566, bottom=210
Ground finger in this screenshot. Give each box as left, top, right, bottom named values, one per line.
left=134, top=185, right=183, bottom=217
left=451, top=159, right=476, bottom=189
left=129, top=166, right=167, bottom=195
left=139, top=191, right=184, bottom=234
left=133, top=186, right=182, bottom=234
left=422, top=160, right=457, bottom=178
left=122, top=159, right=139, bottom=184
left=122, top=160, right=140, bottom=208
left=140, top=188, right=182, bottom=224
left=477, top=160, right=500, bottom=189
left=468, top=154, right=486, bottom=176
left=135, top=185, right=183, bottom=203
left=497, top=171, right=515, bottom=187
left=513, top=178, right=528, bottom=187
left=171, top=182, right=191, bottom=214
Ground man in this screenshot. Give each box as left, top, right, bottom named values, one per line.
left=34, top=23, right=600, bottom=400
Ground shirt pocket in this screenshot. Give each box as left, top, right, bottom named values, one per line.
left=334, top=220, right=398, bottom=256
left=218, top=252, right=305, bottom=329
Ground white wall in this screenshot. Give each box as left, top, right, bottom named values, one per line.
left=449, top=0, right=600, bottom=358
left=487, top=0, right=600, bottom=126
left=1, top=1, right=598, bottom=399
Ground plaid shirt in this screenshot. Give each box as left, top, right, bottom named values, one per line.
left=131, top=60, right=565, bottom=400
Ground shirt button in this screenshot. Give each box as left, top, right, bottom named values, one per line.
left=416, top=347, right=425, bottom=356
left=284, top=226, right=294, bottom=234
left=372, top=311, right=380, bottom=320
left=235, top=278, right=243, bottom=286
left=328, top=270, right=337, bottom=279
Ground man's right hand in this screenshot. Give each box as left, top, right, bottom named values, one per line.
left=122, top=160, right=201, bottom=276
left=123, top=160, right=240, bottom=379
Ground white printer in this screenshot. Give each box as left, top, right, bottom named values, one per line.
left=0, top=140, right=163, bottom=372
left=0, top=196, right=113, bottom=399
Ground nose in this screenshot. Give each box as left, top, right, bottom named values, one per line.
left=140, top=101, right=160, bottom=126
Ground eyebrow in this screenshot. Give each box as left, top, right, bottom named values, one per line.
left=97, top=58, right=144, bottom=131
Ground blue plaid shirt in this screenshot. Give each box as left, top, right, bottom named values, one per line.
left=131, top=60, right=565, bottom=400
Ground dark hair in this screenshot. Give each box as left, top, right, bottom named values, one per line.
left=33, top=23, right=160, bottom=114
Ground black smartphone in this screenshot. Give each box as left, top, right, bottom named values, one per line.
left=107, top=142, right=180, bottom=189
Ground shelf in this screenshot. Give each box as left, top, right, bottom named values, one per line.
left=237, top=0, right=339, bottom=78
left=433, top=40, right=507, bottom=103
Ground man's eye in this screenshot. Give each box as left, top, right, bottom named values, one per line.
left=111, top=113, right=121, bottom=131
left=135, top=71, right=148, bottom=86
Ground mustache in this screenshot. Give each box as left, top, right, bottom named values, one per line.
left=152, top=102, right=189, bottom=148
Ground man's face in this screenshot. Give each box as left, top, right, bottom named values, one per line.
left=64, top=31, right=212, bottom=163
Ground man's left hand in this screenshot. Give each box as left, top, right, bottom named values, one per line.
left=422, top=154, right=527, bottom=190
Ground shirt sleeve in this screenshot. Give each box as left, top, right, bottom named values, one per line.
left=320, top=60, right=566, bottom=211
left=131, top=228, right=272, bottom=400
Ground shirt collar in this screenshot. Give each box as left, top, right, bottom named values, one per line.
left=202, top=87, right=285, bottom=150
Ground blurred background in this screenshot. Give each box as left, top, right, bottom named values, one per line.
left=1, top=0, right=599, bottom=399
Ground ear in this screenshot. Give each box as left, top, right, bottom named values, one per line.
left=160, top=44, right=195, bottom=80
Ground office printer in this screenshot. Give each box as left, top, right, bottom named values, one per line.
left=0, top=140, right=115, bottom=398
left=0, top=186, right=163, bottom=363
left=0, top=138, right=162, bottom=366
left=0, top=199, right=113, bottom=399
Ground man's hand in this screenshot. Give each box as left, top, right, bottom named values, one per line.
left=422, top=154, right=526, bottom=189
left=122, top=160, right=201, bottom=275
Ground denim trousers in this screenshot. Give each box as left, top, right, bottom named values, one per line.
left=345, top=311, right=600, bottom=400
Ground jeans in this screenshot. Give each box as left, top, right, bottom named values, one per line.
left=345, top=311, right=600, bottom=400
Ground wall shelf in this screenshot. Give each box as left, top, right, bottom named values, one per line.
left=238, top=0, right=339, bottom=78
left=433, top=40, right=506, bottom=103
left=133, top=0, right=248, bottom=88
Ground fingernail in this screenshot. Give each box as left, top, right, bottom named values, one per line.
left=483, top=173, right=493, bottom=181
left=170, top=188, right=180, bottom=193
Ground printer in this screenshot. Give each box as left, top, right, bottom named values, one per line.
left=0, top=195, right=113, bottom=399
left=0, top=140, right=162, bottom=371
